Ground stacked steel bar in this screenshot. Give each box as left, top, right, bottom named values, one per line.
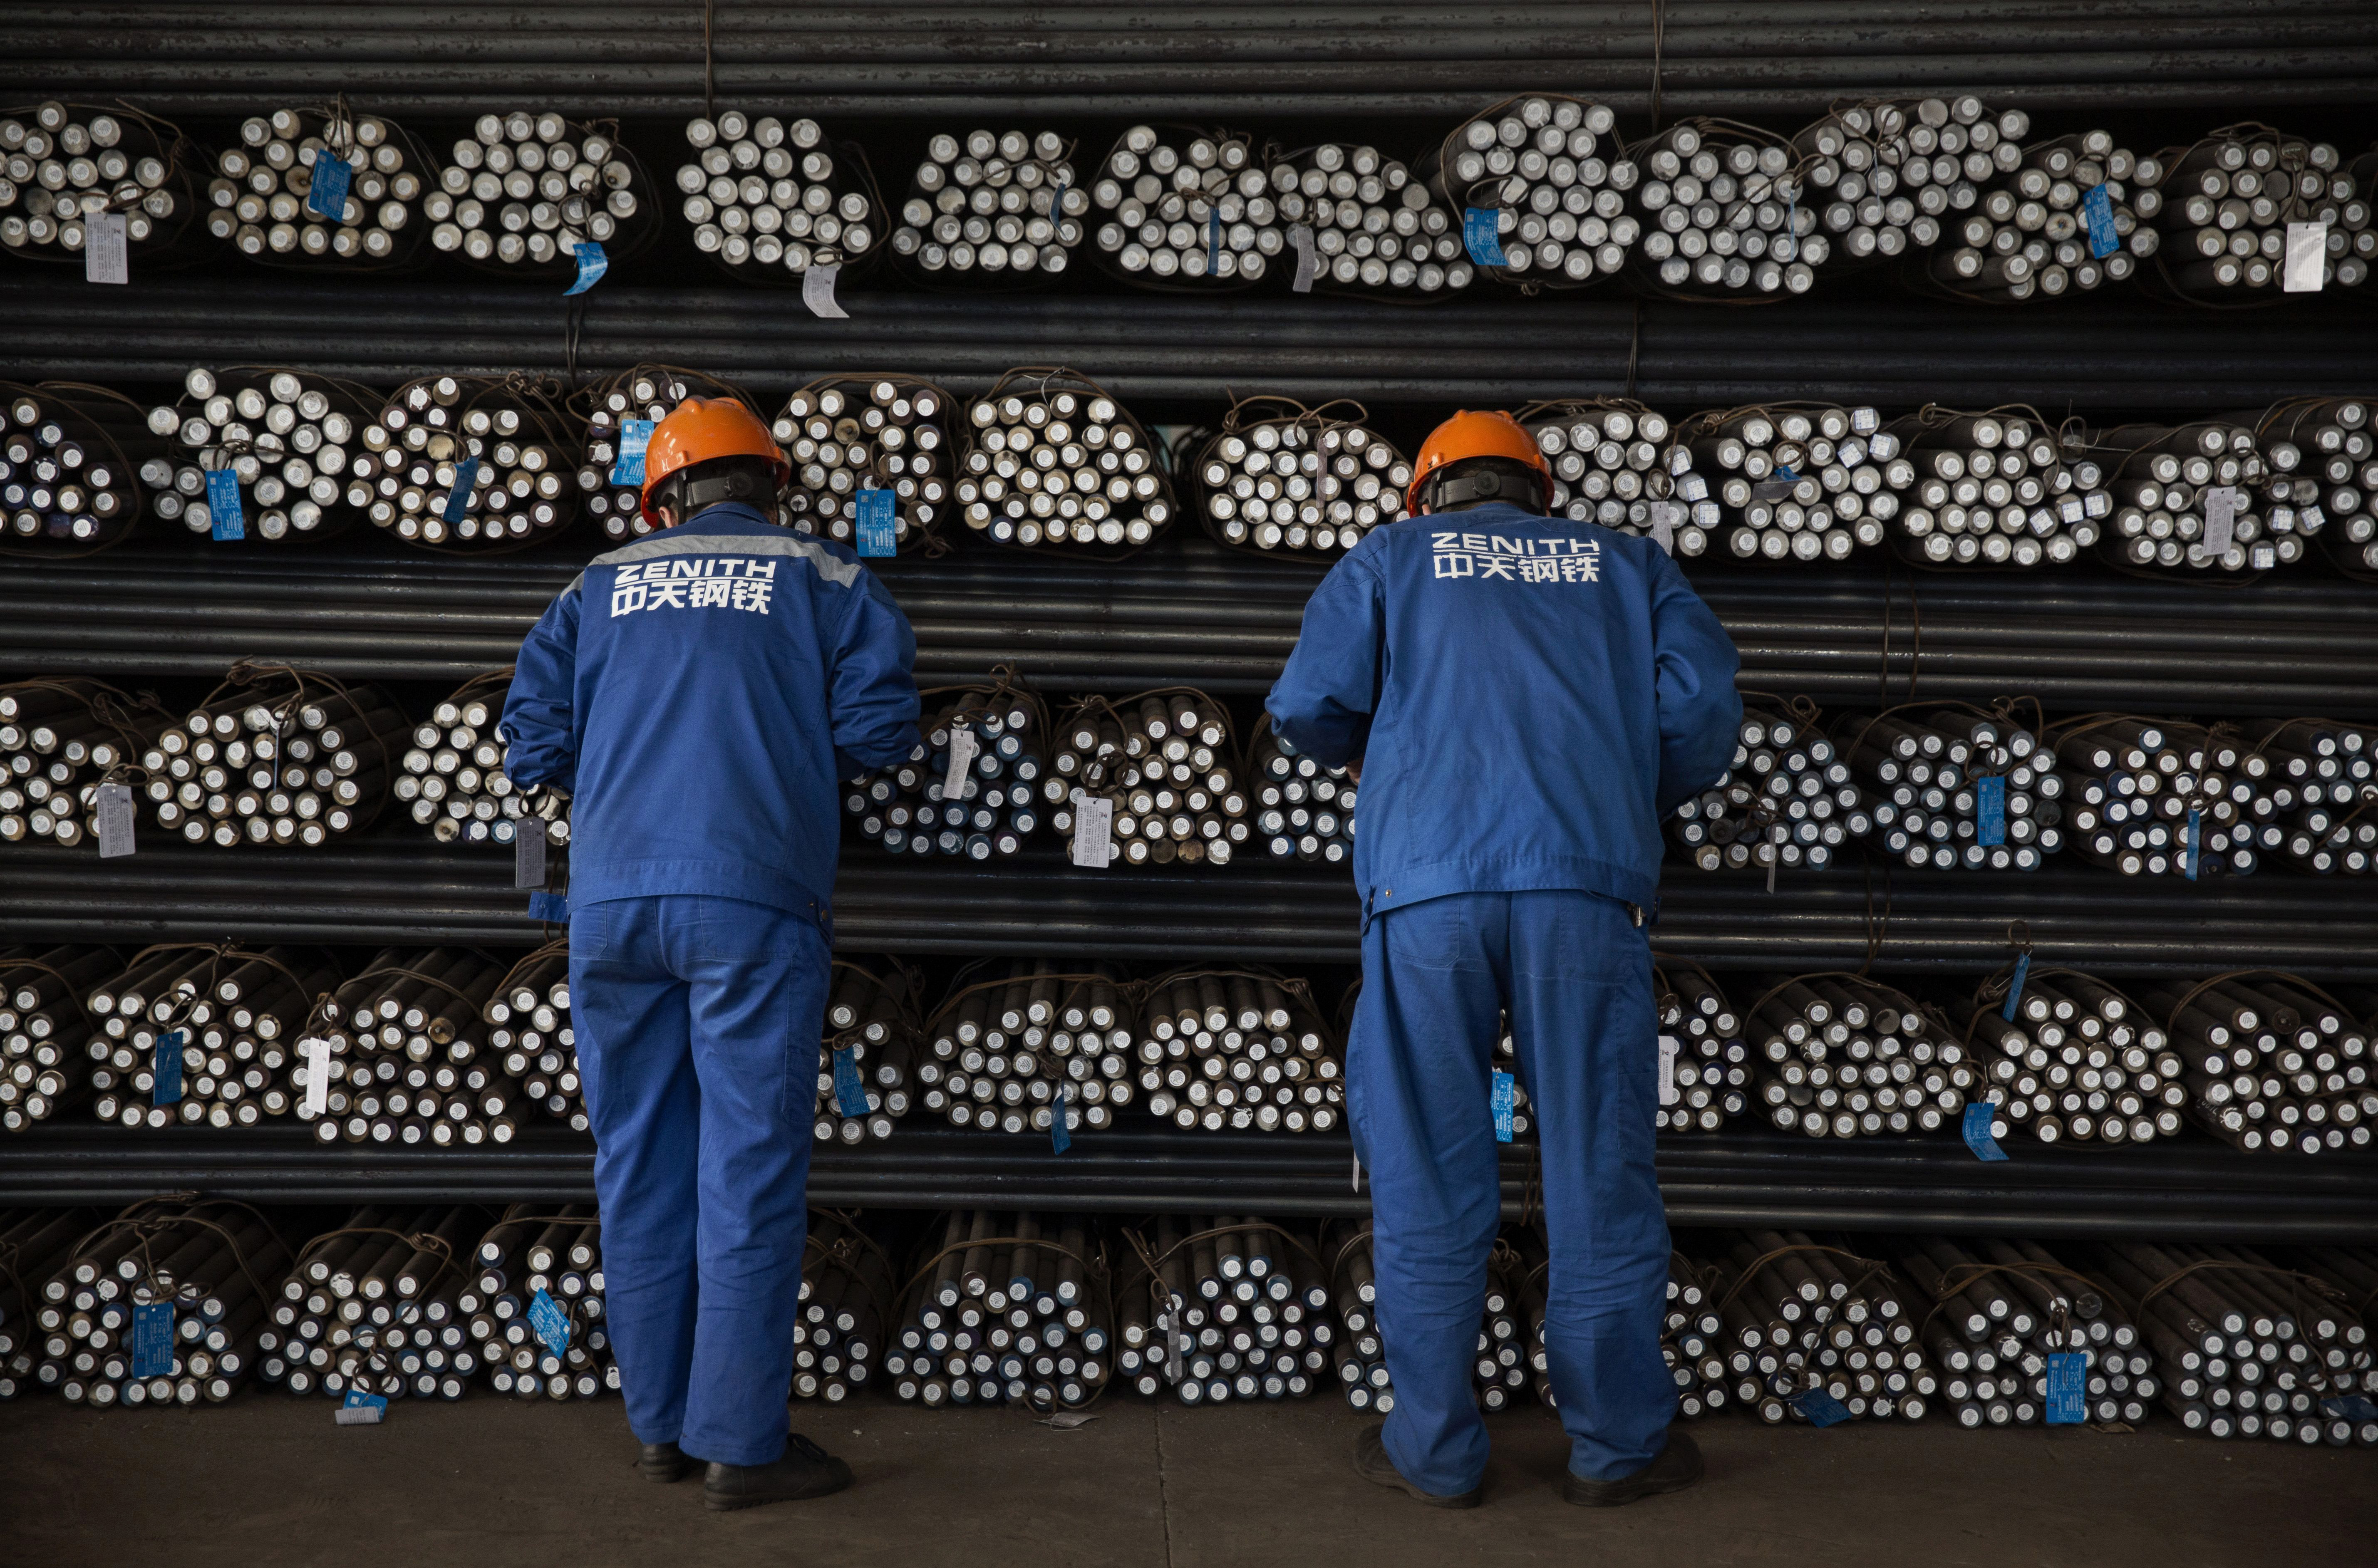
left=2139, top=127, right=2367, bottom=301
left=956, top=368, right=1174, bottom=552
left=1520, top=398, right=1710, bottom=552
left=84, top=943, right=335, bottom=1131
left=303, top=948, right=518, bottom=1147
left=1322, top=1220, right=1392, bottom=1413
left=816, top=959, right=922, bottom=1145
left=920, top=961, right=1132, bottom=1136
left=1898, top=1237, right=2153, bottom=1427
left=255, top=1205, right=487, bottom=1401
left=1924, top=131, right=2160, bottom=302
left=1880, top=406, right=2110, bottom=568
left=772, top=375, right=951, bottom=554
left=892, top=128, right=1082, bottom=283
left=1674, top=402, right=1892, bottom=562
left=847, top=680, right=1047, bottom=860
left=1184, top=402, right=1412, bottom=558
left=360, top=373, right=576, bottom=548
left=470, top=1204, right=614, bottom=1400
left=1420, top=94, right=1634, bottom=290
left=1792, top=97, right=2029, bottom=272
left=883, top=1210, right=1109, bottom=1409
left=1746, top=974, right=1977, bottom=1138
left=2256, top=397, right=2377, bottom=580
left=1266, top=142, right=1470, bottom=298
left=1248, top=729, right=1353, bottom=867
left=2134, top=973, right=2376, bottom=1155
left=1116, top=1215, right=1332, bottom=1403
left=429, top=110, right=649, bottom=273
left=1669, top=697, right=1871, bottom=874
left=2093, top=419, right=2284, bottom=575
left=141, top=366, right=377, bottom=542
left=0, top=677, right=156, bottom=847
left=1132, top=967, right=1342, bottom=1134
left=0, top=944, right=114, bottom=1130
left=576, top=364, right=761, bottom=542
left=792, top=1212, right=895, bottom=1402
left=677, top=111, right=877, bottom=281
left=1709, top=1231, right=1932, bottom=1423
left=1048, top=689, right=1249, bottom=867
left=1626, top=118, right=1814, bottom=298
left=2252, top=718, right=2378, bottom=875
left=136, top=670, right=407, bottom=847
left=206, top=105, right=429, bottom=266
left=1963, top=965, right=2187, bottom=1148
left=397, top=670, right=563, bottom=850
left=0, top=101, right=200, bottom=264
left=1656, top=959, right=1751, bottom=1134
left=1089, top=124, right=1277, bottom=287
left=1649, top=1244, right=1733, bottom=1417
left=2051, top=715, right=2258, bottom=879
left=482, top=942, right=585, bottom=1134
left=0, top=1207, right=93, bottom=1396
left=1831, top=703, right=2060, bottom=871
left=0, top=381, right=151, bottom=554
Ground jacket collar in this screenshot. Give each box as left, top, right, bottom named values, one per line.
left=671, top=502, right=779, bottom=534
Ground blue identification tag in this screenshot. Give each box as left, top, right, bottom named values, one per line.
left=1051, top=1087, right=1072, bottom=1154
left=205, top=469, right=245, bottom=540
left=610, top=419, right=655, bottom=486
left=443, top=456, right=480, bottom=525
left=1976, top=776, right=2007, bottom=847
left=1491, top=1071, right=1516, bottom=1143
left=565, top=239, right=608, bottom=295
left=1462, top=207, right=1507, bottom=267
left=336, top=1386, right=388, bottom=1424
left=854, top=488, right=896, bottom=557
left=307, top=149, right=352, bottom=220
left=2000, top=953, right=2032, bottom=1022
left=527, top=890, right=571, bottom=923
left=1963, top=1102, right=2010, bottom=1161
left=1790, top=1387, right=1853, bottom=1426
left=2185, top=808, right=2202, bottom=881
left=831, top=1046, right=870, bottom=1117
left=2080, top=185, right=2119, bottom=259
left=2321, top=1394, right=2378, bottom=1421
left=528, top=1288, right=572, bottom=1354
left=2044, top=1351, right=2087, bottom=1424
left=152, top=1029, right=186, bottom=1105
left=1206, top=206, right=1220, bottom=272
left=131, top=1301, right=176, bottom=1375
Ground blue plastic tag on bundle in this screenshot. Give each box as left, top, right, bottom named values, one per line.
left=1962, top=1102, right=2009, bottom=1161
left=1976, top=776, right=2006, bottom=846
left=527, top=890, right=570, bottom=923
left=2185, top=808, right=2202, bottom=881
left=132, top=1302, right=175, bottom=1375
left=443, top=456, right=480, bottom=524
left=307, top=150, right=352, bottom=220
left=2081, top=185, right=2119, bottom=259
left=1206, top=206, right=1220, bottom=272
left=610, top=419, right=654, bottom=486
left=153, top=1029, right=186, bottom=1105
left=205, top=469, right=245, bottom=540
left=2321, top=1394, right=2378, bottom=1421
left=2045, top=1351, right=2087, bottom=1423
left=1491, top=1070, right=1516, bottom=1143
left=1462, top=208, right=1507, bottom=266
left=528, top=1288, right=572, bottom=1354
left=1790, top=1387, right=1853, bottom=1426
left=1051, top=1091, right=1072, bottom=1154
left=2001, top=953, right=2032, bottom=1022
left=832, top=1046, right=870, bottom=1116
left=336, top=1387, right=388, bottom=1424
left=854, top=489, right=896, bottom=557
left=565, top=240, right=608, bottom=295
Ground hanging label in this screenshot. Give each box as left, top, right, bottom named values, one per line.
left=1351, top=1148, right=1361, bottom=1193
left=1289, top=224, right=1316, bottom=292
left=2282, top=221, right=2328, bottom=293
left=1070, top=793, right=1113, bottom=868
left=1051, top=1088, right=1072, bottom=1154
left=2001, top=952, right=2032, bottom=1021
left=1789, top=1387, right=1854, bottom=1427
left=831, top=1045, right=870, bottom=1117
left=564, top=239, right=607, bottom=295
left=528, top=889, right=571, bottom=923
left=528, top=1287, right=573, bottom=1354
left=1976, top=775, right=2007, bottom=847
left=803, top=261, right=848, bottom=318
left=854, top=488, right=897, bottom=557
left=335, top=1387, right=388, bottom=1424
left=301, top=1035, right=333, bottom=1116
left=2080, top=185, right=2119, bottom=259
left=2044, top=1351, right=2087, bottom=1424
left=307, top=150, right=353, bottom=220
left=1462, top=207, right=1507, bottom=267
left=2320, top=1394, right=2378, bottom=1422
left=1490, top=1070, right=1516, bottom=1142
left=1206, top=205, right=1220, bottom=272
left=2184, top=808, right=2202, bottom=882
left=942, top=726, right=979, bottom=802
left=514, top=823, right=547, bottom=889
left=1658, top=1037, right=1681, bottom=1105
left=132, top=1301, right=176, bottom=1375
left=85, top=207, right=130, bottom=284
left=609, top=419, right=655, bottom=486
left=206, top=469, right=245, bottom=540
left=1647, top=500, right=1683, bottom=554
left=1962, top=1101, right=2010, bottom=1161
left=153, top=1029, right=186, bottom=1105
left=97, top=781, right=136, bottom=857
left=2202, top=486, right=2237, bottom=559
left=442, top=456, right=481, bottom=525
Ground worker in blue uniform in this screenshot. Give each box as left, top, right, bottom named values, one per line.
left=1267, top=410, right=1741, bottom=1508
left=502, top=397, right=919, bottom=1511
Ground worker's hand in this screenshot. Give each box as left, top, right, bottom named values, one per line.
left=1348, top=758, right=1363, bottom=785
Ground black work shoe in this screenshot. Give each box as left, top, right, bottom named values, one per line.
left=702, top=1433, right=855, bottom=1512
left=1563, top=1432, right=1704, bottom=1507
left=1352, top=1422, right=1483, bottom=1509
left=637, top=1441, right=694, bottom=1483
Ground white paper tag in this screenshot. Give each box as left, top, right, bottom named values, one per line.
left=1647, top=500, right=1683, bottom=554
left=943, top=726, right=979, bottom=803
left=1659, top=1036, right=1681, bottom=1106
left=2202, top=486, right=2238, bottom=558
left=96, top=782, right=136, bottom=857
left=803, top=262, right=848, bottom=319
left=1289, top=225, right=1316, bottom=293
left=301, top=1037, right=332, bottom=1116
left=1070, top=793, right=1113, bottom=868
left=2283, top=222, right=2328, bottom=293
left=85, top=209, right=129, bottom=284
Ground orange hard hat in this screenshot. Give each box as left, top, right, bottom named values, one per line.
left=1406, top=409, right=1551, bottom=514
left=639, top=396, right=789, bottom=525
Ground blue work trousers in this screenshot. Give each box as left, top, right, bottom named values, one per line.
left=1350, top=889, right=1674, bottom=1494
left=568, top=894, right=827, bottom=1467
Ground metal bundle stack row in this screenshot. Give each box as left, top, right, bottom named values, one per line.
left=0, top=381, right=149, bottom=555
left=1522, top=399, right=1707, bottom=552
left=1897, top=1238, right=2154, bottom=1427
left=1248, top=729, right=1354, bottom=866
left=891, top=128, right=1082, bottom=283
left=1699, top=1232, right=1932, bottom=1424
left=1625, top=119, right=1813, bottom=299
left=1267, top=142, right=1471, bottom=298
left=1670, top=698, right=1872, bottom=874
left=1832, top=704, right=2059, bottom=872
left=1676, top=403, right=1893, bottom=562
left=1926, top=131, right=2160, bottom=302
left=83, top=943, right=334, bottom=1131
left=955, top=369, right=1173, bottom=553
left=1748, top=975, right=1976, bottom=1139
left=137, top=673, right=407, bottom=848
left=1321, top=1221, right=1393, bottom=1413
left=919, top=961, right=1133, bottom=1137
left=1049, top=690, right=1249, bottom=868
left=816, top=960, right=922, bottom=1145
left=1657, top=960, right=1751, bottom=1134
left=1422, top=95, right=1634, bottom=290
left=2139, top=128, right=2371, bottom=302
left=0, top=1207, right=91, bottom=1396
left=0, top=944, right=113, bottom=1130
left=469, top=1205, right=613, bottom=1400
left=397, top=671, right=563, bottom=850
left=429, top=111, right=648, bottom=274
left=772, top=376, right=950, bottom=554
left=2261, top=398, right=2378, bottom=580
left=2095, top=419, right=2284, bottom=575
left=1116, top=1216, right=1333, bottom=1403
left=1184, top=402, right=1413, bottom=559
left=677, top=112, right=876, bottom=280
left=1089, top=124, right=1277, bottom=286
left=302, top=948, right=519, bottom=1148
left=0, top=677, right=153, bottom=847
left=142, top=367, right=377, bottom=543
left=482, top=943, right=585, bottom=1135
left=846, top=681, right=1046, bottom=860
left=1131, top=968, right=1342, bottom=1134
left=576, top=365, right=754, bottom=542
left=255, top=1205, right=481, bottom=1400
left=1882, top=408, right=2110, bottom=569
left=361, top=374, right=575, bottom=549
left=1964, top=966, right=2187, bottom=1148
left=2136, top=973, right=2375, bottom=1156
left=206, top=107, right=428, bottom=267
left=883, top=1211, right=1108, bottom=1410
left=0, top=101, right=196, bottom=263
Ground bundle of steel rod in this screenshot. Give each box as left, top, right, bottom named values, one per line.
left=2088, top=1241, right=2373, bottom=1443
left=0, top=945, right=115, bottom=1131
left=771, top=375, right=950, bottom=553
left=848, top=679, right=1048, bottom=860
left=2048, top=715, right=2269, bottom=879
left=1672, top=402, right=1893, bottom=561
left=2249, top=718, right=2378, bottom=876
left=1647, top=1244, right=1733, bottom=1417
left=1830, top=703, right=2060, bottom=871
left=135, top=667, right=406, bottom=847
left=141, top=366, right=378, bottom=542
left=1625, top=118, right=1819, bottom=298
left=2284, top=1245, right=2378, bottom=1419
left=206, top=105, right=430, bottom=267
left=2091, top=420, right=2281, bottom=574
left=1089, top=124, right=1278, bottom=287
left=0, top=381, right=150, bottom=555
left=1961, top=963, right=2187, bottom=1147
left=1656, top=957, right=1751, bottom=1134
left=792, top=1213, right=896, bottom=1401
left=303, top=948, right=521, bottom=1147
left=576, top=364, right=762, bottom=542
left=360, top=373, right=576, bottom=548
left=1897, top=1237, right=2152, bottom=1427
left=677, top=111, right=878, bottom=280
left=0, top=1206, right=94, bottom=1396
left=2132, top=972, right=2376, bottom=1156
left=469, top=1204, right=614, bottom=1400
left=883, top=1211, right=1110, bottom=1409
left=36, top=1197, right=294, bottom=1407
left=956, top=367, right=1175, bottom=553
left=1668, top=697, right=1872, bottom=874
left=2254, top=398, right=2376, bottom=581
left=2138, top=127, right=2367, bottom=302
left=1419, top=94, right=1634, bottom=289
left=1321, top=1221, right=1392, bottom=1412
left=1115, top=1216, right=1333, bottom=1402
left=891, top=128, right=1083, bottom=284
left=1747, top=974, right=1977, bottom=1138
left=0, top=101, right=202, bottom=265
left=1265, top=142, right=1472, bottom=297
left=1184, top=399, right=1413, bottom=558
left=1704, top=1231, right=1934, bottom=1423
left=815, top=959, right=923, bottom=1145
left=1047, top=689, right=1250, bottom=867
left=1520, top=398, right=1710, bottom=552
left=429, top=111, right=650, bottom=273
left=1923, top=131, right=2160, bottom=302
left=1132, top=967, right=1342, bottom=1134
left=1881, top=406, right=2110, bottom=568
left=397, top=670, right=560, bottom=850
left=920, top=961, right=1133, bottom=1136
left=1248, top=728, right=1353, bottom=866
left=84, top=942, right=336, bottom=1131
left=0, top=676, right=163, bottom=848
left=483, top=941, right=585, bottom=1134
left=1790, top=97, right=2029, bottom=273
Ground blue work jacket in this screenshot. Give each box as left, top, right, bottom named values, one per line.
left=1265, top=502, right=1741, bottom=926
left=500, top=503, right=921, bottom=920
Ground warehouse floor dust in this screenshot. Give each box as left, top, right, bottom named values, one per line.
left=9, top=1395, right=2373, bottom=1567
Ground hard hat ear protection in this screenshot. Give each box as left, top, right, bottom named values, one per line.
left=1423, top=465, right=1532, bottom=510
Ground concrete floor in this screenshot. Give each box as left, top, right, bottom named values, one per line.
left=7, top=1394, right=2373, bottom=1567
